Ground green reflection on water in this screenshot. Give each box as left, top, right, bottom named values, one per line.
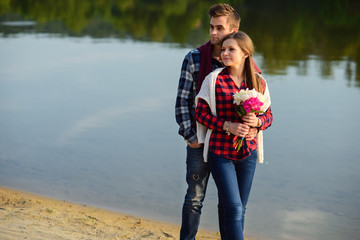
left=0, top=0, right=359, bottom=85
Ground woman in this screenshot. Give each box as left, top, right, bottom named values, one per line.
left=195, top=32, right=273, bottom=240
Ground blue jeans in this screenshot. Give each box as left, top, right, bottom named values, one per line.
left=180, top=145, right=210, bottom=240
left=209, top=150, right=257, bottom=240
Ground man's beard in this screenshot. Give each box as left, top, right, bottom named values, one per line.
left=210, top=38, right=221, bottom=45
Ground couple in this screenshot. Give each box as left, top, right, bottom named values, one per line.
left=175, top=3, right=273, bottom=240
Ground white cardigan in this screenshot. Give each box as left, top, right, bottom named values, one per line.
left=195, top=67, right=271, bottom=163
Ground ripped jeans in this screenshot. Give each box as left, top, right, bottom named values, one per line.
left=180, top=145, right=210, bottom=240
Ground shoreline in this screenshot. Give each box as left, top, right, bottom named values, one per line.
left=0, top=186, right=224, bottom=240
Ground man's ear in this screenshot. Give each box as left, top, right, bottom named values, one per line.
left=233, top=28, right=239, bottom=33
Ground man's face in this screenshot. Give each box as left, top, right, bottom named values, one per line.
left=209, top=16, right=237, bottom=45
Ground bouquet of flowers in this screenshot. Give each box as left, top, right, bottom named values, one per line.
left=232, top=88, right=265, bottom=152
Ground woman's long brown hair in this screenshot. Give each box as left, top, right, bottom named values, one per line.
left=221, top=32, right=263, bottom=93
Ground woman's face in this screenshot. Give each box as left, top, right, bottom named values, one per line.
left=221, top=38, right=246, bottom=67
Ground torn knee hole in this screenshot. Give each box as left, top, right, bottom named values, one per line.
left=193, top=174, right=199, bottom=180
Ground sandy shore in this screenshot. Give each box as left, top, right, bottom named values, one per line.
left=0, top=186, right=224, bottom=240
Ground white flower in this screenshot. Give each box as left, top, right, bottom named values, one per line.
left=233, top=88, right=263, bottom=105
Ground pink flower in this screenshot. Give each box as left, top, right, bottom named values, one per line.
left=242, top=97, right=264, bottom=113
left=232, top=89, right=265, bottom=152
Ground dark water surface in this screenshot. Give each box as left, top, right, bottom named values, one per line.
left=1, top=35, right=359, bottom=240
left=1, top=1, right=360, bottom=239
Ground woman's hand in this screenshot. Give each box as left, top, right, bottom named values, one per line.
left=242, top=113, right=260, bottom=128
left=228, top=122, right=250, bottom=138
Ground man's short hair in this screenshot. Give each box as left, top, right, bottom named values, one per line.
left=208, top=3, right=240, bottom=29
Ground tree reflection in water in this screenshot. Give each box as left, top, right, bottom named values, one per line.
left=0, top=0, right=359, bottom=85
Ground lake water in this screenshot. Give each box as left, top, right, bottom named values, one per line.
left=1, top=34, right=359, bottom=240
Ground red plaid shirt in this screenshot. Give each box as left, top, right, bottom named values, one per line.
left=195, top=67, right=273, bottom=160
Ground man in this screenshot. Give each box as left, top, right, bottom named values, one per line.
left=175, top=4, right=260, bottom=240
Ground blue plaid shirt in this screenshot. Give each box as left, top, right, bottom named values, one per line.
left=175, top=48, right=223, bottom=144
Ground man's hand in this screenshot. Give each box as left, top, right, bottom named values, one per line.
left=188, top=141, right=202, bottom=148
left=245, top=127, right=258, bottom=140
left=227, top=122, right=250, bottom=138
